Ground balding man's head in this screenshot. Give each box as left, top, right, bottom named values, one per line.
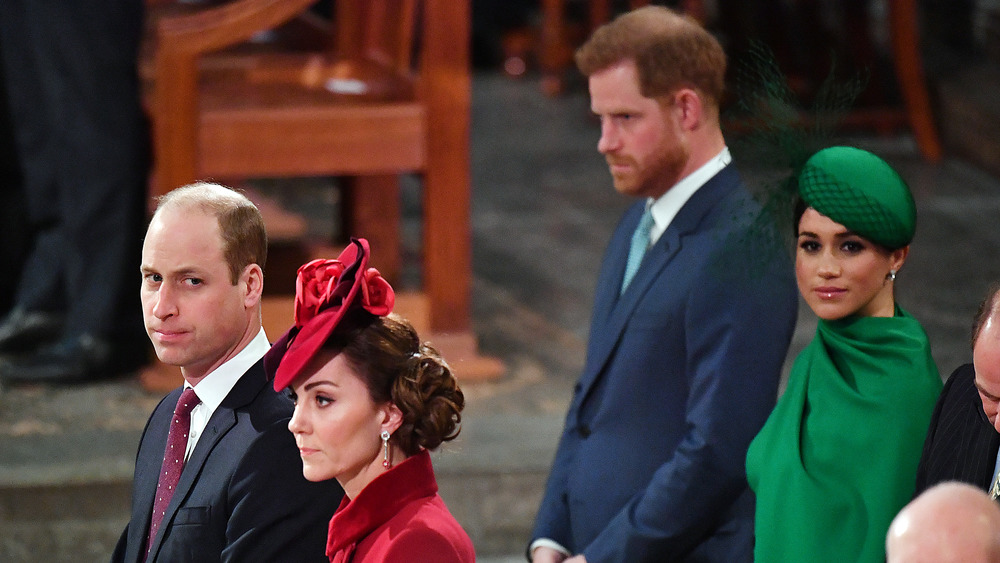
left=887, top=482, right=1000, bottom=563
left=973, top=284, right=1000, bottom=432
left=152, top=182, right=267, bottom=284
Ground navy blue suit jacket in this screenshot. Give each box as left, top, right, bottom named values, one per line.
left=531, top=164, right=798, bottom=562
left=112, top=360, right=343, bottom=562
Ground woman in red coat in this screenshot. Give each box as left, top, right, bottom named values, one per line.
left=267, top=238, right=475, bottom=563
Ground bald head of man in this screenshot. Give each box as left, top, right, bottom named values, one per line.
left=887, top=481, right=1000, bottom=563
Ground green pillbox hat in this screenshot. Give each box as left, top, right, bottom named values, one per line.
left=798, top=146, right=916, bottom=249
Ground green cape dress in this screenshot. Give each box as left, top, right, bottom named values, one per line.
left=746, top=306, right=941, bottom=562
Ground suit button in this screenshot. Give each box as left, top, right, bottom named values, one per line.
left=578, top=425, right=591, bottom=438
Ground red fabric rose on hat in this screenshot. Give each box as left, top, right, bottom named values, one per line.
left=294, top=259, right=347, bottom=328
left=360, top=267, right=394, bottom=316
left=266, top=238, right=396, bottom=391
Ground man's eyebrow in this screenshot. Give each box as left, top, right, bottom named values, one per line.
left=139, top=266, right=207, bottom=279
left=173, top=268, right=204, bottom=277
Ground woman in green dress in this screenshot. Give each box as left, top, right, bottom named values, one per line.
left=746, top=146, right=942, bottom=562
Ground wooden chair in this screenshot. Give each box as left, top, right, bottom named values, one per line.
left=141, top=0, right=502, bottom=388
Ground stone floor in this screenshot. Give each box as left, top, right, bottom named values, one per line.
left=3, top=68, right=1000, bottom=561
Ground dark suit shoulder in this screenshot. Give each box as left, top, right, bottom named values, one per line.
left=227, top=361, right=295, bottom=429
left=670, top=164, right=746, bottom=233
left=247, top=380, right=294, bottom=421
left=915, top=363, right=998, bottom=494
left=930, top=363, right=980, bottom=429
left=226, top=400, right=342, bottom=562
left=218, top=362, right=341, bottom=562
left=943, top=362, right=975, bottom=393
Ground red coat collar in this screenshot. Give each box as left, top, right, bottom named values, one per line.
left=326, top=449, right=438, bottom=558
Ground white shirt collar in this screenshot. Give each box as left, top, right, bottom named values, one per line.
left=186, top=327, right=270, bottom=412
left=648, top=147, right=731, bottom=244
left=181, top=327, right=270, bottom=462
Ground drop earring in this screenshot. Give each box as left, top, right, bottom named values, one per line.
left=381, top=430, right=391, bottom=468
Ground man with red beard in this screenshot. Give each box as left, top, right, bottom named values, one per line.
left=529, top=7, right=798, bottom=563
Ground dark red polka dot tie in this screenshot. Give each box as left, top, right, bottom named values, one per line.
left=146, top=387, right=200, bottom=557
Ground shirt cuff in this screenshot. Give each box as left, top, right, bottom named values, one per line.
left=529, top=538, right=572, bottom=560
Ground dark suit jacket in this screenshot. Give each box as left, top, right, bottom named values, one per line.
left=531, top=164, right=798, bottom=562
left=915, top=363, right=1000, bottom=495
left=112, top=360, right=343, bottom=562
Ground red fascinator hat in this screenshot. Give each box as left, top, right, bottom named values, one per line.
left=266, top=238, right=395, bottom=390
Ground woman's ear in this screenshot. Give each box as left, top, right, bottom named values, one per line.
left=380, top=402, right=404, bottom=435
left=890, top=245, right=910, bottom=273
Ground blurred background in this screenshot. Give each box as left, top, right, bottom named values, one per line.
left=2, top=0, right=1000, bottom=560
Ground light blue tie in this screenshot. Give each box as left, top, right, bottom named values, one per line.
left=621, top=206, right=655, bottom=294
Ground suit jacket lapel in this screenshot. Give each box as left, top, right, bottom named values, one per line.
left=146, top=361, right=268, bottom=561
left=126, top=390, right=179, bottom=563
left=576, top=165, right=741, bottom=406
left=589, top=203, right=640, bottom=331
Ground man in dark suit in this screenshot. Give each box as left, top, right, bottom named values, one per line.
left=0, top=0, right=150, bottom=383
left=112, top=182, right=341, bottom=563
left=529, top=7, right=798, bottom=563
left=915, top=283, right=1000, bottom=496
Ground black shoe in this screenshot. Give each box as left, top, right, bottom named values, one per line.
left=0, top=307, right=65, bottom=354
left=0, top=334, right=141, bottom=384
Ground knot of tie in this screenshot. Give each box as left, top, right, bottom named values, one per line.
left=175, top=388, right=200, bottom=419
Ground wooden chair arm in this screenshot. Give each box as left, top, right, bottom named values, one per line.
left=150, top=0, right=317, bottom=193
left=155, top=0, right=315, bottom=56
